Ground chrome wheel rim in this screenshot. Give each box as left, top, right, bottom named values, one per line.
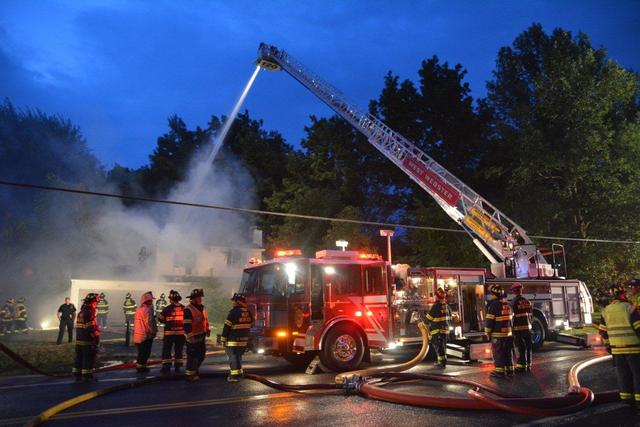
left=333, top=334, right=357, bottom=362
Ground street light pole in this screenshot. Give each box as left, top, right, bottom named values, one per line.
left=379, top=230, right=395, bottom=264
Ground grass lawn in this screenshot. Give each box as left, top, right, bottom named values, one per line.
left=0, top=330, right=75, bottom=376
left=1, top=325, right=226, bottom=376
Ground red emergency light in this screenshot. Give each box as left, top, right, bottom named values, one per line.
left=275, top=249, right=302, bottom=257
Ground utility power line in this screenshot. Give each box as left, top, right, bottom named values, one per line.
left=1, top=180, right=638, bottom=245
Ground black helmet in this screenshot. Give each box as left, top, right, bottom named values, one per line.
left=168, top=290, right=182, bottom=302
left=160, top=293, right=166, bottom=299
left=627, top=278, right=640, bottom=287
left=84, top=293, right=100, bottom=304
left=189, top=288, right=204, bottom=300
left=489, top=284, right=505, bottom=298
left=231, top=293, right=246, bottom=303
left=17, top=297, right=25, bottom=303
left=608, top=284, right=626, bottom=298
left=100, top=292, right=106, bottom=298
left=125, top=292, right=131, bottom=298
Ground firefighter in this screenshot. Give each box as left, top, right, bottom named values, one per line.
left=598, top=284, right=640, bottom=407
left=221, top=293, right=253, bottom=382
left=97, top=293, right=109, bottom=329
left=123, top=293, right=137, bottom=326
left=56, top=297, right=76, bottom=344
left=184, top=289, right=210, bottom=382
left=511, top=282, right=533, bottom=372
left=3, top=298, right=16, bottom=333
left=73, top=293, right=100, bottom=382
left=14, top=297, right=28, bottom=332
left=628, top=278, right=640, bottom=309
left=156, top=293, right=168, bottom=314
left=158, top=290, right=185, bottom=374
left=425, top=287, right=451, bottom=368
left=0, top=304, right=11, bottom=335
left=485, top=284, right=514, bottom=378
left=133, top=291, right=157, bottom=373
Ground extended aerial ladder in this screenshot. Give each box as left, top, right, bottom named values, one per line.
left=256, top=43, right=553, bottom=278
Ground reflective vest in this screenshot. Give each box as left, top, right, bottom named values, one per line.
left=15, top=304, right=27, bottom=321
left=123, top=298, right=137, bottom=316
left=158, top=303, right=185, bottom=336
left=485, top=299, right=513, bottom=338
left=133, top=305, right=157, bottom=344
left=511, top=295, right=532, bottom=332
left=184, top=303, right=210, bottom=342
left=76, top=306, right=99, bottom=346
left=97, top=299, right=109, bottom=315
left=599, top=300, right=640, bottom=355
left=630, top=293, right=640, bottom=309
left=426, top=301, right=452, bottom=335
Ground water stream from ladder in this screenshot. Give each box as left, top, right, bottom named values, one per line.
left=177, top=65, right=261, bottom=208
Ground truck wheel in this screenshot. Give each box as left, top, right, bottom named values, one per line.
left=283, top=352, right=316, bottom=370
left=531, top=316, right=546, bottom=350
left=320, top=324, right=365, bottom=372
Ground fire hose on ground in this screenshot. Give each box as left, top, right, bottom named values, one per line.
left=0, top=325, right=621, bottom=426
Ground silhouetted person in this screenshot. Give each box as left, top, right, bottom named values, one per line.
left=57, top=297, right=76, bottom=344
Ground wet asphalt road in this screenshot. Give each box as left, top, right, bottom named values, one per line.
left=0, top=342, right=638, bottom=427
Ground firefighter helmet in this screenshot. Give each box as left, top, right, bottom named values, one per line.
left=511, top=282, right=523, bottom=291
left=189, top=288, right=204, bottom=300
left=627, top=278, right=640, bottom=287
left=435, top=288, right=446, bottom=299
left=140, top=291, right=154, bottom=305
left=160, top=293, right=165, bottom=299
left=99, top=292, right=106, bottom=298
left=489, top=284, right=505, bottom=298
left=608, top=284, right=626, bottom=298
left=17, top=297, right=25, bottom=303
left=231, top=293, right=246, bottom=303
left=168, top=290, right=181, bottom=302
left=125, top=292, right=131, bottom=298
left=84, top=293, right=100, bottom=304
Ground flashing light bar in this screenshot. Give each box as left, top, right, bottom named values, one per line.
left=275, top=249, right=302, bottom=257
left=358, top=253, right=382, bottom=260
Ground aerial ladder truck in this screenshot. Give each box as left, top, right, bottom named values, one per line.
left=253, top=43, right=594, bottom=355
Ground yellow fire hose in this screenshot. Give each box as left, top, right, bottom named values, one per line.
left=335, top=321, right=430, bottom=384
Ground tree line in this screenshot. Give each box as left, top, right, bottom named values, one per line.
left=1, top=24, right=639, bottom=294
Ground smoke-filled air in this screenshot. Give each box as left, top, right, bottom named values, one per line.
left=0, top=67, right=263, bottom=328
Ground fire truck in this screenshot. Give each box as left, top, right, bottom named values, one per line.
left=403, top=268, right=593, bottom=351
left=242, top=44, right=595, bottom=369
left=241, top=249, right=498, bottom=371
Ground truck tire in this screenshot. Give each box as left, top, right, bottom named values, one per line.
left=531, top=316, right=546, bottom=351
left=320, top=323, right=365, bottom=372
left=283, top=352, right=316, bottom=370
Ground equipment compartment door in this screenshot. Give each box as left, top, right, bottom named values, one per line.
left=459, top=274, right=485, bottom=333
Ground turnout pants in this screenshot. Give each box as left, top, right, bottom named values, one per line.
left=186, top=338, right=206, bottom=377
left=226, top=346, right=246, bottom=377
left=431, top=333, right=448, bottom=365
left=613, top=354, right=640, bottom=402
left=57, top=319, right=74, bottom=344
left=136, top=339, right=154, bottom=370
left=491, top=337, right=514, bottom=374
left=161, top=335, right=185, bottom=371
left=513, top=331, right=532, bottom=369
left=73, top=345, right=97, bottom=379
left=97, top=314, right=107, bottom=328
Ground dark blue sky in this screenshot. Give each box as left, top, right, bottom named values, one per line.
left=1, top=1, right=639, bottom=168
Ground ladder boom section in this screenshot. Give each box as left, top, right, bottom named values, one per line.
left=257, top=43, right=533, bottom=262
